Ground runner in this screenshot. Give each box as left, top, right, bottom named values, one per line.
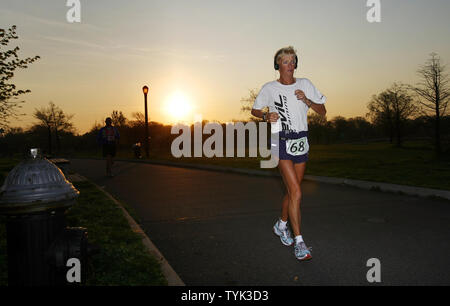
left=97, top=117, right=120, bottom=177
left=251, top=46, right=327, bottom=261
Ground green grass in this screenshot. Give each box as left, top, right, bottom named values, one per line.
left=307, top=142, right=450, bottom=190
left=66, top=180, right=167, bottom=285
left=73, top=140, right=450, bottom=191
left=0, top=158, right=167, bottom=286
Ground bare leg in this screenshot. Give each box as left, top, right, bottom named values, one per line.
left=281, top=194, right=289, bottom=222
left=278, top=160, right=303, bottom=237
left=293, top=162, right=306, bottom=235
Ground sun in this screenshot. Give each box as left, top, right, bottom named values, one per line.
left=164, top=91, right=193, bottom=123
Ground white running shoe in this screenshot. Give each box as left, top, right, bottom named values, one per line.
left=273, top=219, right=294, bottom=246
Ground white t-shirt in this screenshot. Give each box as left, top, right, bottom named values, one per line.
left=252, top=78, right=326, bottom=132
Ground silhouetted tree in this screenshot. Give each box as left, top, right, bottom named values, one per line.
left=111, top=110, right=127, bottom=127
left=0, top=25, right=40, bottom=129
left=368, top=83, right=417, bottom=145
left=348, top=116, right=372, bottom=143
left=33, top=106, right=54, bottom=154
left=411, top=53, right=450, bottom=157
left=308, top=112, right=329, bottom=144
left=367, top=90, right=394, bottom=143
left=130, top=111, right=145, bottom=127
left=33, top=102, right=74, bottom=155
left=240, top=88, right=262, bottom=121
left=386, top=83, right=418, bottom=146
left=52, top=103, right=75, bottom=152
left=330, top=116, right=350, bottom=142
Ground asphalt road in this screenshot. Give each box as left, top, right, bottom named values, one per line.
left=70, top=159, right=450, bottom=286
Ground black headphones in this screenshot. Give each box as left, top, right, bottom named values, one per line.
left=274, top=52, right=298, bottom=70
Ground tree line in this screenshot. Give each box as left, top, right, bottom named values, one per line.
left=1, top=105, right=448, bottom=158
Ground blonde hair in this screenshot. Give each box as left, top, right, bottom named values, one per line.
left=274, top=46, right=298, bottom=67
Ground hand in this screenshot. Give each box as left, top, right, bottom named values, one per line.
left=266, top=112, right=279, bottom=123
left=295, top=90, right=309, bottom=105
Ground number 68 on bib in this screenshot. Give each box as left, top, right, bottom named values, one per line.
left=286, top=137, right=309, bottom=156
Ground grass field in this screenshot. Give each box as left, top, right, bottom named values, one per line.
left=73, top=140, right=450, bottom=191
left=0, top=158, right=167, bottom=286
left=307, top=142, right=450, bottom=190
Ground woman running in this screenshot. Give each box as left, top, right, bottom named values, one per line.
left=251, top=46, right=327, bottom=261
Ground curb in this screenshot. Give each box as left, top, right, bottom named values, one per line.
left=70, top=174, right=185, bottom=286
left=303, top=175, right=450, bottom=201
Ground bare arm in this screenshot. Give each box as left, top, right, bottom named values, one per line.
left=304, top=98, right=327, bottom=116
left=251, top=108, right=264, bottom=119
left=294, top=90, right=327, bottom=116
left=251, top=109, right=279, bottom=122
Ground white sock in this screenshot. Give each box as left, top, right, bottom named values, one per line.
left=295, top=235, right=304, bottom=244
left=279, top=219, right=287, bottom=230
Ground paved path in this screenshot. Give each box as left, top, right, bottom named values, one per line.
left=70, top=159, right=450, bottom=285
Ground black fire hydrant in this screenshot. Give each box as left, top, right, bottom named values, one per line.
left=0, top=150, right=88, bottom=286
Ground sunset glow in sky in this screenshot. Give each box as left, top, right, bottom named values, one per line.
left=1, top=0, right=450, bottom=134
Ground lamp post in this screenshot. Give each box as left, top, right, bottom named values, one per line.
left=142, top=85, right=150, bottom=158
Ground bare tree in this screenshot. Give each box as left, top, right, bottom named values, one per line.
left=129, top=111, right=145, bottom=128
left=33, top=102, right=74, bottom=154
left=111, top=110, right=127, bottom=127
left=34, top=105, right=54, bottom=154
left=240, top=88, right=264, bottom=121
left=51, top=103, right=74, bottom=152
left=411, top=53, right=450, bottom=157
left=89, top=120, right=102, bottom=133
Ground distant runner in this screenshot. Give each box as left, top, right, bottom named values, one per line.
left=97, top=117, right=120, bottom=177
left=251, top=46, right=327, bottom=261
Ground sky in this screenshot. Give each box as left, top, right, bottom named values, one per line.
left=1, top=0, right=450, bottom=134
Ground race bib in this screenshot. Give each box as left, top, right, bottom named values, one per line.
left=286, top=137, right=309, bottom=156
left=105, top=128, right=115, bottom=142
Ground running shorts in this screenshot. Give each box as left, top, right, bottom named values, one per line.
left=102, top=143, right=116, bottom=157
left=271, top=130, right=309, bottom=164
